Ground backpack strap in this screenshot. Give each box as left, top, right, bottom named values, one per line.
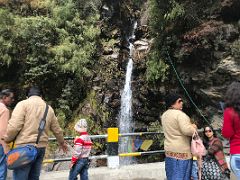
left=35, top=103, right=49, bottom=146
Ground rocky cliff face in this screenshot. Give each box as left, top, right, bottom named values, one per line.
left=172, top=0, right=240, bottom=126
left=80, top=0, right=240, bottom=131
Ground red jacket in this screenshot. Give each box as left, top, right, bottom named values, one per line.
left=71, top=132, right=92, bottom=164
left=222, top=107, right=240, bottom=154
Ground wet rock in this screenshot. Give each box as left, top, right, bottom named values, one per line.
left=93, top=86, right=102, bottom=91
left=109, top=99, right=120, bottom=108
left=103, top=46, right=113, bottom=55
left=217, top=56, right=240, bottom=78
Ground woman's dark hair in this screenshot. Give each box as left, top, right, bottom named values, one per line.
left=202, top=126, right=217, bottom=149
left=225, top=82, right=240, bottom=116
left=165, top=92, right=181, bottom=109
left=0, top=89, right=14, bottom=99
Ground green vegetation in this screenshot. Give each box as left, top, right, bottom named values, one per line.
left=146, top=0, right=185, bottom=83
left=146, top=54, right=169, bottom=83
left=0, top=0, right=101, bottom=128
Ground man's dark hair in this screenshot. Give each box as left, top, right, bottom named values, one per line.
left=27, top=86, right=42, bottom=97
left=165, top=92, right=181, bottom=109
left=0, top=89, right=14, bottom=99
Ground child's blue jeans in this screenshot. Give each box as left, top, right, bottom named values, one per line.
left=69, top=158, right=89, bottom=180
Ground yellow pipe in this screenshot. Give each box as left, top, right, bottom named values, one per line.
left=43, top=159, right=54, bottom=164
left=119, top=152, right=142, bottom=157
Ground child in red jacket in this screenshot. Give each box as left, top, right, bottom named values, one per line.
left=69, top=119, right=92, bottom=180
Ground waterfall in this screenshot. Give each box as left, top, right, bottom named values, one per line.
left=118, top=22, right=137, bottom=165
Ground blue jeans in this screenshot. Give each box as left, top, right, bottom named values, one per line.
left=230, top=154, right=240, bottom=178
left=13, top=147, right=45, bottom=180
left=0, top=145, right=7, bottom=180
left=191, top=160, right=198, bottom=180
left=165, top=157, right=192, bottom=180
left=69, top=158, right=89, bottom=180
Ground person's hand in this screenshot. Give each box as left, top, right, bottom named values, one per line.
left=69, top=163, right=74, bottom=169
left=1, top=137, right=10, bottom=154
left=59, top=141, right=68, bottom=153
left=192, top=124, right=197, bottom=129
left=2, top=142, right=10, bottom=154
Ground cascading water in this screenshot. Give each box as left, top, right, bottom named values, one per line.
left=118, top=22, right=137, bottom=165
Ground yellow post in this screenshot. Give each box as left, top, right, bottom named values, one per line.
left=107, top=128, right=119, bottom=142
left=107, top=127, right=119, bottom=169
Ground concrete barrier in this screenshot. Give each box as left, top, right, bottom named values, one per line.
left=40, top=162, right=166, bottom=180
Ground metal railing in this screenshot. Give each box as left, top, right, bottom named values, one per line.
left=43, top=128, right=228, bottom=168
left=43, top=130, right=164, bottom=166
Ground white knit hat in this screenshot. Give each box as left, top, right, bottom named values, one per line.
left=74, top=119, right=88, bottom=132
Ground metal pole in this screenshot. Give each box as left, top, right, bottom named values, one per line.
left=48, top=132, right=162, bottom=141
left=43, top=155, right=108, bottom=164
left=48, top=129, right=221, bottom=141
left=49, top=134, right=108, bottom=141
left=119, top=132, right=162, bottom=137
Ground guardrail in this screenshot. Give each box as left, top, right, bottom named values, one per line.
left=44, top=128, right=163, bottom=168
left=44, top=128, right=228, bottom=168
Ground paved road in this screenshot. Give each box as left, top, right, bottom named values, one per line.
left=40, top=162, right=166, bottom=180
left=7, top=158, right=237, bottom=180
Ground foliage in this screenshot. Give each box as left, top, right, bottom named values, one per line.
left=0, top=0, right=101, bottom=128
left=148, top=0, right=169, bottom=35
left=0, top=9, right=15, bottom=66
left=164, top=1, right=185, bottom=21
left=146, top=53, right=169, bottom=82
left=56, top=78, right=85, bottom=125
left=146, top=0, right=186, bottom=84
left=132, top=0, right=146, bottom=9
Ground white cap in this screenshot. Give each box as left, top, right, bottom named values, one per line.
left=74, top=119, right=88, bottom=132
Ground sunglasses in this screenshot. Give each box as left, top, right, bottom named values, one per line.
left=205, top=130, right=212, bottom=133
